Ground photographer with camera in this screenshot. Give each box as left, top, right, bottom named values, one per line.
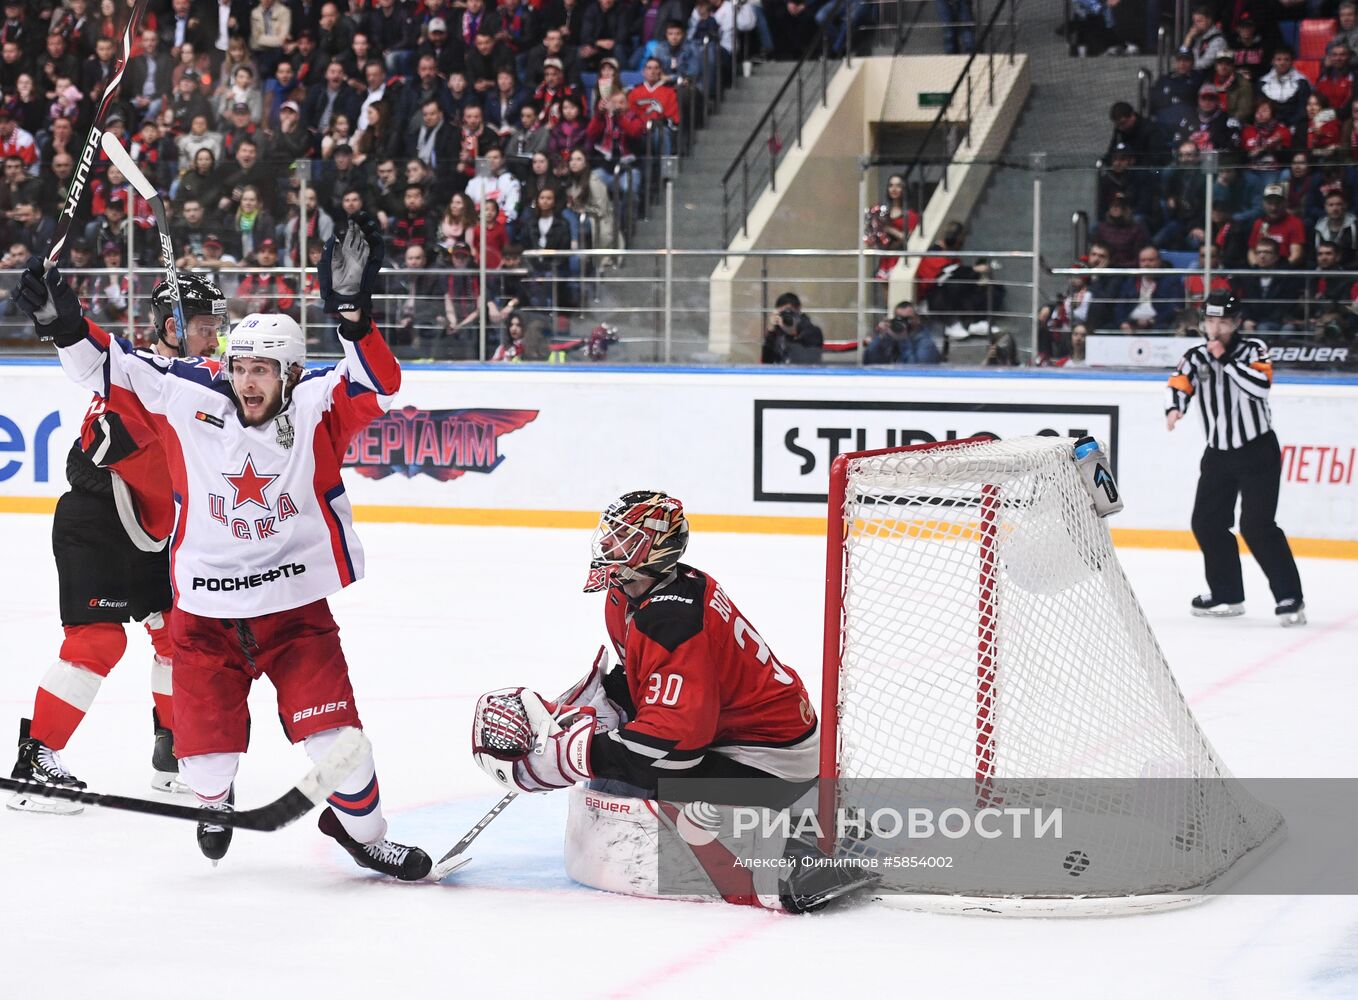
left=864, top=301, right=944, bottom=365
left=761, top=291, right=823, bottom=364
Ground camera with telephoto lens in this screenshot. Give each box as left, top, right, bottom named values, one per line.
left=889, top=316, right=908, bottom=334
left=779, top=308, right=797, bottom=327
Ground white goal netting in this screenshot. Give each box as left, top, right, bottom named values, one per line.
left=826, top=436, right=1283, bottom=912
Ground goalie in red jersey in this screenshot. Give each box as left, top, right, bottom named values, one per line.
left=474, top=491, right=819, bottom=800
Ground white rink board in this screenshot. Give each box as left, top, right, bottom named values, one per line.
left=1, top=361, right=1356, bottom=542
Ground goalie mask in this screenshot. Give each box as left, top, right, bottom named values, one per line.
left=584, top=490, right=688, bottom=593
left=150, top=271, right=228, bottom=352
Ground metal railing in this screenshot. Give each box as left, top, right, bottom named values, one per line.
left=719, top=0, right=928, bottom=245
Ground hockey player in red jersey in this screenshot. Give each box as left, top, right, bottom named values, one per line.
left=474, top=491, right=819, bottom=797
left=17, top=212, right=432, bottom=880
left=9, top=273, right=228, bottom=813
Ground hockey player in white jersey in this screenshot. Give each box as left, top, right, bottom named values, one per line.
left=16, top=212, right=432, bottom=880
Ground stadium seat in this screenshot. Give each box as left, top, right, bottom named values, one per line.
left=1295, top=58, right=1321, bottom=84
left=1160, top=250, right=1199, bottom=270
left=1278, top=19, right=1300, bottom=52
left=1299, top=18, right=1337, bottom=60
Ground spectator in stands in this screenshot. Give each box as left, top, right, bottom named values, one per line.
left=124, top=29, right=170, bottom=125
left=467, top=29, right=513, bottom=94
left=1183, top=6, right=1228, bottom=73
left=273, top=100, right=318, bottom=164
left=177, top=147, right=224, bottom=211
left=177, top=112, right=223, bottom=170
left=526, top=29, right=583, bottom=87
left=580, top=0, right=634, bottom=70
left=169, top=69, right=213, bottom=134
left=1091, top=192, right=1151, bottom=267
left=693, top=0, right=755, bottom=77
left=1169, top=83, right=1242, bottom=151
left=1084, top=241, right=1123, bottom=331
left=234, top=238, right=297, bottom=317
left=1212, top=200, right=1250, bottom=268
left=0, top=155, right=33, bottom=217
left=389, top=183, right=434, bottom=257
left=438, top=191, right=478, bottom=249
left=549, top=94, right=588, bottom=158
left=517, top=185, right=574, bottom=307
left=1209, top=52, right=1253, bottom=122
left=407, top=98, right=459, bottom=172
left=92, top=240, right=130, bottom=328
left=505, top=104, right=551, bottom=178
left=486, top=67, right=529, bottom=141
left=1229, top=12, right=1267, bottom=79
left=223, top=100, right=265, bottom=163
left=1249, top=182, right=1306, bottom=264
left=765, top=0, right=815, bottom=61
left=469, top=196, right=510, bottom=269
left=420, top=17, right=463, bottom=77
left=864, top=300, right=943, bottom=364
left=1315, top=190, right=1358, bottom=264
left=982, top=329, right=1019, bottom=366
left=534, top=58, right=582, bottom=127
left=369, top=0, right=418, bottom=75
left=629, top=56, right=681, bottom=156
left=391, top=243, right=448, bottom=349
left=1037, top=266, right=1091, bottom=365
left=1241, top=97, right=1292, bottom=166
left=465, top=146, right=522, bottom=221
left=565, top=147, right=616, bottom=259
left=1338, top=3, right=1358, bottom=65
left=1098, top=143, right=1153, bottom=224
left=1107, top=101, right=1168, bottom=166
left=1237, top=237, right=1304, bottom=330
left=284, top=187, right=334, bottom=265
left=520, top=150, right=560, bottom=212
left=457, top=104, right=499, bottom=180
left=318, top=144, right=364, bottom=217
left=587, top=90, right=644, bottom=200
left=1257, top=46, right=1311, bottom=128
left=491, top=311, right=548, bottom=362
left=440, top=239, right=482, bottom=352
left=762, top=291, right=823, bottom=364
left=1151, top=48, right=1199, bottom=115
left=865, top=173, right=918, bottom=280
left=216, top=64, right=264, bottom=124
left=251, top=0, right=292, bottom=77
left=219, top=138, right=272, bottom=215
left=226, top=184, right=276, bottom=261
left=1316, top=41, right=1355, bottom=114
left=1307, top=239, right=1357, bottom=339
left=1154, top=141, right=1208, bottom=251
left=1117, top=245, right=1184, bottom=331
left=12, top=73, right=44, bottom=137
left=1183, top=244, right=1232, bottom=303
left=305, top=59, right=361, bottom=133
left=11, top=198, right=52, bottom=255
left=320, top=113, right=356, bottom=160
left=38, top=150, right=74, bottom=213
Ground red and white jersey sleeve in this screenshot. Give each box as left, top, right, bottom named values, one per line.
left=57, top=319, right=401, bottom=618
left=594, top=565, right=818, bottom=785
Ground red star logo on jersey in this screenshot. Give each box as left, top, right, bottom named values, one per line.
left=223, top=454, right=278, bottom=510
left=195, top=357, right=224, bottom=379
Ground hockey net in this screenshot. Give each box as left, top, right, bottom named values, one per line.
left=820, top=436, right=1284, bottom=914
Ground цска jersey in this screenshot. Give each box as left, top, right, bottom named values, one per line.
left=57, top=319, right=400, bottom=618
left=595, top=564, right=819, bottom=783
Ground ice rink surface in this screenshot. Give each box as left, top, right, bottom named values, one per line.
left=0, top=513, right=1354, bottom=999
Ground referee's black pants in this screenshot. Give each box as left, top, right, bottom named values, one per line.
left=1190, top=430, right=1303, bottom=605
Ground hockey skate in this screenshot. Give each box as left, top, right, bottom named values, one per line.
left=1275, top=598, right=1307, bottom=628
left=150, top=709, right=188, bottom=795
left=776, top=835, right=878, bottom=914
left=197, top=787, right=234, bottom=864
left=317, top=806, right=432, bottom=881
left=7, top=718, right=86, bottom=815
left=1190, top=594, right=1245, bottom=618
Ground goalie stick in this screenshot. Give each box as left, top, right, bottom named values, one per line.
left=0, top=728, right=370, bottom=832
left=428, top=791, right=518, bottom=881
left=99, top=131, right=189, bottom=356
left=42, top=0, right=148, bottom=285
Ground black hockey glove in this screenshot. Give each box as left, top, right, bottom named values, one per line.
left=319, top=210, right=385, bottom=317
left=16, top=256, right=85, bottom=347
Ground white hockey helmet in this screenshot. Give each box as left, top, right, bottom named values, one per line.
left=226, top=313, right=306, bottom=374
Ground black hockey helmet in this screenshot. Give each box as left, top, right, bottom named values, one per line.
left=1203, top=289, right=1242, bottom=320
left=150, top=271, right=228, bottom=349
left=584, top=491, right=689, bottom=593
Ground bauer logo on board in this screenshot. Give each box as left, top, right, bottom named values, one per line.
left=753, top=400, right=1119, bottom=503
left=342, top=405, right=539, bottom=482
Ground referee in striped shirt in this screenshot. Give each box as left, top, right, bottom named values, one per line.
left=1165, top=290, right=1306, bottom=626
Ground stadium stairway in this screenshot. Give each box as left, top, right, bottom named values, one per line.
left=586, top=62, right=791, bottom=361
left=957, top=4, right=1157, bottom=357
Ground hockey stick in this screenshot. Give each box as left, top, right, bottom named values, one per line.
left=428, top=791, right=518, bottom=881
left=0, top=728, right=370, bottom=832
left=100, top=131, right=189, bottom=356
left=43, top=0, right=148, bottom=276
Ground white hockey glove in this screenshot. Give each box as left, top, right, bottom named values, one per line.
left=472, top=687, right=596, bottom=793
left=554, top=646, right=624, bottom=733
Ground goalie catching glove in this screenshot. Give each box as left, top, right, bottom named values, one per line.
left=472, top=687, right=596, bottom=792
